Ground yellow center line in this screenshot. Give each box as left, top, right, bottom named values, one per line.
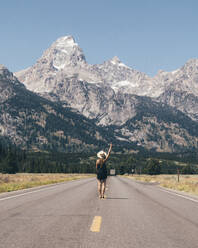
left=90, top=216, right=102, bottom=232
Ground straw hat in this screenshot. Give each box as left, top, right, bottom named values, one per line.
left=97, top=150, right=107, bottom=159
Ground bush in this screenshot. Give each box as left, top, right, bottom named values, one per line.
left=181, top=164, right=197, bottom=174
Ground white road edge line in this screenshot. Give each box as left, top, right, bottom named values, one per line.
left=159, top=187, right=198, bottom=203
left=0, top=178, right=89, bottom=202
left=0, top=186, right=61, bottom=202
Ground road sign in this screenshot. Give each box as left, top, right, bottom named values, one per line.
left=110, top=169, right=116, bottom=176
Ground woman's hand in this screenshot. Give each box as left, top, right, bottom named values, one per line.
left=103, top=143, right=112, bottom=162
left=108, top=143, right=112, bottom=154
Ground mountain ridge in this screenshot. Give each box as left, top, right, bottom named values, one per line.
left=15, top=35, right=198, bottom=99
left=2, top=64, right=198, bottom=152
left=2, top=35, right=198, bottom=152
left=14, top=35, right=198, bottom=127
left=0, top=65, right=127, bottom=152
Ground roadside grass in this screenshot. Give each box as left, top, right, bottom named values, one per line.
left=0, top=173, right=95, bottom=193
left=124, top=174, right=198, bottom=196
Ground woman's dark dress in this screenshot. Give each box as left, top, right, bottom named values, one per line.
left=96, top=162, right=107, bottom=180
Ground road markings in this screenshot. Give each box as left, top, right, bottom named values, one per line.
left=0, top=181, right=76, bottom=202
left=90, top=216, right=102, bottom=232
left=159, top=188, right=198, bottom=203
left=0, top=178, right=95, bottom=202
left=0, top=187, right=57, bottom=202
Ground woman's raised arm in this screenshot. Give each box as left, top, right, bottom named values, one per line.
left=104, top=143, right=112, bottom=162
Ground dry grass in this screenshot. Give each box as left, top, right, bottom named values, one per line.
left=124, top=174, right=198, bottom=196
left=0, top=173, right=94, bottom=193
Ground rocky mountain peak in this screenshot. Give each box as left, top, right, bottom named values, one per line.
left=108, top=56, right=129, bottom=68
left=14, top=35, right=198, bottom=126
left=0, top=66, right=25, bottom=104
left=0, top=64, right=20, bottom=86
left=0, top=64, right=7, bottom=70
left=110, top=56, right=121, bottom=64
left=157, top=69, right=167, bottom=75
left=54, top=36, right=77, bottom=49
left=42, top=35, right=86, bottom=70
left=14, top=35, right=88, bottom=92
left=0, top=64, right=14, bottom=80
left=180, top=58, right=198, bottom=76
left=185, top=58, right=198, bottom=66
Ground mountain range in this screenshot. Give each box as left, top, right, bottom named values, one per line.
left=1, top=35, right=198, bottom=153
left=0, top=64, right=123, bottom=152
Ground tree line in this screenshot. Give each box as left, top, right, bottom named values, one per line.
left=0, top=141, right=198, bottom=175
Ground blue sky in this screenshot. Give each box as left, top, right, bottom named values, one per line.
left=1, top=0, right=197, bottom=76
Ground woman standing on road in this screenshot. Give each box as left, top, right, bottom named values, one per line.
left=96, top=143, right=112, bottom=199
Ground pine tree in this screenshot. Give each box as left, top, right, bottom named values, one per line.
left=2, top=151, right=18, bottom=174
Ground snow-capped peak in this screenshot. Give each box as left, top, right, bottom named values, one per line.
left=109, top=56, right=130, bottom=68
left=110, top=56, right=121, bottom=64
left=41, top=35, right=86, bottom=70
left=53, top=36, right=78, bottom=49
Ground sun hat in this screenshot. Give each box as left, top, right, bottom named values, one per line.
left=97, top=150, right=107, bottom=159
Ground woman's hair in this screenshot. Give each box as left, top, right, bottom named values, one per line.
left=97, top=150, right=107, bottom=168
left=97, top=150, right=107, bottom=159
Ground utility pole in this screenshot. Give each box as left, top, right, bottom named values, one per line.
left=177, top=168, right=180, bottom=182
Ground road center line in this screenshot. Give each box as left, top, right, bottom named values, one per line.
left=90, top=216, right=102, bottom=232
left=159, top=188, right=198, bottom=203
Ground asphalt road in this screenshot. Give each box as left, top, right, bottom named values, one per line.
left=0, top=176, right=198, bottom=248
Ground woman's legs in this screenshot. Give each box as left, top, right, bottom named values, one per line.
left=97, top=179, right=102, bottom=198
left=97, top=179, right=107, bottom=198
left=101, top=179, right=106, bottom=198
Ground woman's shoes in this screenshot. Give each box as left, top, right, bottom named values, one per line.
left=99, top=194, right=105, bottom=199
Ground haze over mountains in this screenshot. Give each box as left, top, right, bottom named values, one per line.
left=1, top=35, right=198, bottom=152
